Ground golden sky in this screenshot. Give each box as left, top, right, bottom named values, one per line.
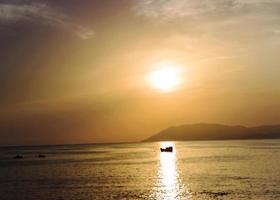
left=0, top=0, right=280, bottom=145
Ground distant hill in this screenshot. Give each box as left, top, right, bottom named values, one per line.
left=144, top=123, right=280, bottom=142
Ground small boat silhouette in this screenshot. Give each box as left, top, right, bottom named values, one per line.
left=14, top=155, right=23, bottom=159
left=38, top=154, right=46, bottom=158
left=160, top=146, right=173, bottom=152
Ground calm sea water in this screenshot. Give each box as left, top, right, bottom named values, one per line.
left=0, top=140, right=279, bottom=200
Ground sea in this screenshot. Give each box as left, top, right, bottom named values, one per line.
left=0, top=140, right=279, bottom=200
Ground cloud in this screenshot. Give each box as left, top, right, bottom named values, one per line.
left=0, top=1, right=94, bottom=39
left=74, top=25, right=95, bottom=40
left=132, top=0, right=280, bottom=73
left=133, top=0, right=280, bottom=20
left=133, top=0, right=280, bottom=44
left=133, top=0, right=233, bottom=20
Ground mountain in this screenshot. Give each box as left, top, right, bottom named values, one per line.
left=144, top=123, right=280, bottom=142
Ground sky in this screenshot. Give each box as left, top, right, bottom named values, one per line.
left=0, top=0, right=280, bottom=145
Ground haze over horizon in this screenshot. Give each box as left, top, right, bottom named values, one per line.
left=1, top=0, right=280, bottom=146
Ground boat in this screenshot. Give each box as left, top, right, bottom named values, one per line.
left=13, top=155, right=23, bottom=159
left=160, top=146, right=173, bottom=152
left=38, top=154, right=46, bottom=158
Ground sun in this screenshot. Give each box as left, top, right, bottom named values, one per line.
left=148, top=62, right=182, bottom=92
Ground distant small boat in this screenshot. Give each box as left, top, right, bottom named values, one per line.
left=38, top=154, right=46, bottom=158
left=14, top=155, right=23, bottom=159
left=160, top=146, right=173, bottom=152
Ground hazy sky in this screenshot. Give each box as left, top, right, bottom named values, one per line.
left=1, top=0, right=280, bottom=145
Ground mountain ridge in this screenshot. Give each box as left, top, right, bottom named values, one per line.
left=144, top=123, right=280, bottom=142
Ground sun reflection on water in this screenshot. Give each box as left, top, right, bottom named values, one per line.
left=153, top=142, right=188, bottom=200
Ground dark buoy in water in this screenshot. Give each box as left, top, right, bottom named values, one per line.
left=14, top=155, right=23, bottom=159
left=38, top=154, right=46, bottom=158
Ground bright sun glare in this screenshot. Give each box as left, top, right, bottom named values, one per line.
left=148, top=62, right=182, bottom=92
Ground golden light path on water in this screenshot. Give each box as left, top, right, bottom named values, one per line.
left=154, top=142, right=190, bottom=200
